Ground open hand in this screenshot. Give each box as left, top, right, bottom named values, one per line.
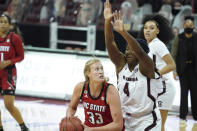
left=104, top=0, right=113, bottom=21
left=111, top=10, right=124, bottom=32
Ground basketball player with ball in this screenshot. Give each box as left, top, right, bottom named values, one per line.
left=61, top=58, right=123, bottom=131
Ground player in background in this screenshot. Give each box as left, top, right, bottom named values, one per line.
left=0, top=14, right=29, bottom=131
left=104, top=0, right=161, bottom=130
left=140, top=14, right=176, bottom=131
left=66, top=58, right=123, bottom=131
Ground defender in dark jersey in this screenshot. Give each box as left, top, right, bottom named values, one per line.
left=66, top=58, right=123, bottom=131
left=0, top=14, right=29, bottom=131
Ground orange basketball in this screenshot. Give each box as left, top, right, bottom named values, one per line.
left=59, top=116, right=84, bottom=131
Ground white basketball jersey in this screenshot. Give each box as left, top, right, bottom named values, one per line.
left=148, top=38, right=176, bottom=110
left=148, top=38, right=173, bottom=80
left=118, top=64, right=159, bottom=117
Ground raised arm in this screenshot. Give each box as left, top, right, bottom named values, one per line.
left=66, top=82, right=83, bottom=117
left=112, top=11, right=155, bottom=78
left=104, top=0, right=125, bottom=73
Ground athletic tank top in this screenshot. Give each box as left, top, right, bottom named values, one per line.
left=80, top=81, right=113, bottom=127
left=0, top=32, right=15, bottom=61
left=118, top=64, right=159, bottom=117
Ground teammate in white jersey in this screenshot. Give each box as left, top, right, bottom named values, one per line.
left=140, top=14, right=176, bottom=131
left=104, top=0, right=161, bottom=130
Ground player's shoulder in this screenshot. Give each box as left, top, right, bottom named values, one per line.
left=150, top=38, right=167, bottom=51
left=10, top=32, right=19, bottom=37
left=75, top=81, right=85, bottom=89
left=74, top=82, right=86, bottom=95
left=107, top=83, right=115, bottom=89
left=152, top=38, right=165, bottom=46
left=106, top=84, right=120, bottom=103
left=106, top=83, right=117, bottom=94
left=10, top=32, right=22, bottom=41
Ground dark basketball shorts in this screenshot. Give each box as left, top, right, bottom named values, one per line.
left=0, top=67, right=17, bottom=95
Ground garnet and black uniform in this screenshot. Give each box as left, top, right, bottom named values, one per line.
left=118, top=64, right=161, bottom=131
left=80, top=81, right=113, bottom=127
left=0, top=32, right=24, bottom=95
left=148, top=38, right=176, bottom=110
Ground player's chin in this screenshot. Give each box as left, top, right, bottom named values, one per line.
left=127, top=59, right=134, bottom=64
left=0, top=28, right=7, bottom=32
left=96, top=78, right=105, bottom=83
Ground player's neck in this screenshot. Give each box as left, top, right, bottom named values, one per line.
left=128, top=62, right=137, bottom=72
left=89, top=81, right=102, bottom=97
left=146, top=37, right=155, bottom=43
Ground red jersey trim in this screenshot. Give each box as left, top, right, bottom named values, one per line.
left=80, top=81, right=112, bottom=105
left=104, top=83, right=110, bottom=105
left=87, top=83, right=105, bottom=100
left=80, top=81, right=88, bottom=99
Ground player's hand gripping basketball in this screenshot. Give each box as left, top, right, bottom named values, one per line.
left=59, top=116, right=84, bottom=131
left=104, top=0, right=113, bottom=21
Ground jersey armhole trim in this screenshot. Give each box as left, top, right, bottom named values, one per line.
left=10, top=32, right=16, bottom=52
left=104, top=83, right=110, bottom=105
left=80, top=81, right=87, bottom=99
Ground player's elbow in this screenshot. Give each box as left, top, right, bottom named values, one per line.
left=117, top=124, right=123, bottom=131
left=114, top=119, right=123, bottom=131
left=172, top=64, right=176, bottom=71
left=18, top=54, right=24, bottom=61
left=170, top=62, right=176, bottom=71
left=66, top=105, right=77, bottom=116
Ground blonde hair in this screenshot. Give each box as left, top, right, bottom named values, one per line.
left=84, top=58, right=109, bottom=82
left=83, top=58, right=109, bottom=82
left=84, top=58, right=100, bottom=81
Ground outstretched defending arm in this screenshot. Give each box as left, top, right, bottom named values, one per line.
left=111, top=11, right=155, bottom=78
left=104, top=0, right=125, bottom=73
